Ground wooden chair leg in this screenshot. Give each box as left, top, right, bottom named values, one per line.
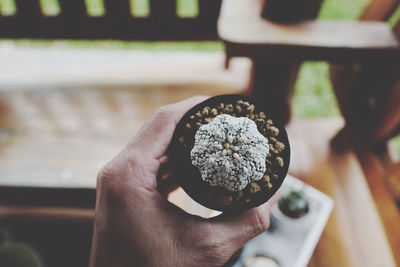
left=330, top=63, right=363, bottom=151
left=247, top=59, right=299, bottom=125
left=330, top=62, right=400, bottom=151
left=373, top=80, right=400, bottom=141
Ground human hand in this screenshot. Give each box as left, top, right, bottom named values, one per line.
left=89, top=96, right=279, bottom=267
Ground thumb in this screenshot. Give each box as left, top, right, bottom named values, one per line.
left=208, top=190, right=280, bottom=249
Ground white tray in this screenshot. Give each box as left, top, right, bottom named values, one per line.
left=231, top=175, right=334, bottom=267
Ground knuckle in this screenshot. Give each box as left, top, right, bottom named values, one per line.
left=97, top=150, right=139, bottom=185
left=96, top=161, right=124, bottom=196
left=191, top=225, right=232, bottom=266
left=154, top=105, right=173, bottom=120
left=97, top=164, right=116, bottom=183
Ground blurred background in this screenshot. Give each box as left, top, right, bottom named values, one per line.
left=0, top=0, right=399, bottom=266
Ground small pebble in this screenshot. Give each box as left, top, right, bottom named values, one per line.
left=210, top=108, right=218, bottom=116
left=259, top=112, right=266, bottom=119
left=262, top=175, right=270, bottom=183
left=255, top=119, right=265, bottom=129
left=275, top=157, right=284, bottom=168
left=249, top=182, right=261, bottom=194
left=224, top=104, right=234, bottom=113
left=185, top=123, right=192, bottom=130
left=267, top=126, right=279, bottom=137
left=266, top=182, right=273, bottom=189
left=274, top=142, right=285, bottom=153
left=235, top=105, right=242, bottom=114
left=233, top=153, right=240, bottom=160
left=269, top=137, right=277, bottom=144
left=202, top=107, right=209, bottom=116
left=179, top=136, right=185, bottom=144
left=246, top=105, right=255, bottom=114
left=204, top=117, right=213, bottom=123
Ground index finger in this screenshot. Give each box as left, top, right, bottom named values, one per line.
left=129, top=95, right=209, bottom=160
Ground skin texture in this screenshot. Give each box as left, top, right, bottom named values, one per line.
left=89, top=96, right=279, bottom=267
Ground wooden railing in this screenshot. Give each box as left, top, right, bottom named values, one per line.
left=0, top=0, right=222, bottom=40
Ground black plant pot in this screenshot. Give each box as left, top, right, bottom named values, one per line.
left=262, top=0, right=323, bottom=23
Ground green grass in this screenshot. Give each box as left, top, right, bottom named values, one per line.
left=0, top=0, right=16, bottom=15
left=131, top=0, right=150, bottom=17
left=293, top=62, right=340, bottom=117
left=0, top=39, right=223, bottom=51
left=177, top=0, right=198, bottom=18
left=390, top=135, right=400, bottom=157
left=318, top=0, right=370, bottom=20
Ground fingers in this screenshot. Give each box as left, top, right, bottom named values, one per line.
left=99, top=96, right=207, bottom=192
left=128, top=96, right=209, bottom=160
left=207, top=190, right=281, bottom=249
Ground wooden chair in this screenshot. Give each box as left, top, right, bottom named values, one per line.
left=218, top=0, right=400, bottom=129
left=329, top=1, right=400, bottom=150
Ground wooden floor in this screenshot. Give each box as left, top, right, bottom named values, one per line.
left=0, top=49, right=399, bottom=267
left=288, top=119, right=398, bottom=267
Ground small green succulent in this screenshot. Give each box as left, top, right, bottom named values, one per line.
left=278, top=190, right=309, bottom=219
